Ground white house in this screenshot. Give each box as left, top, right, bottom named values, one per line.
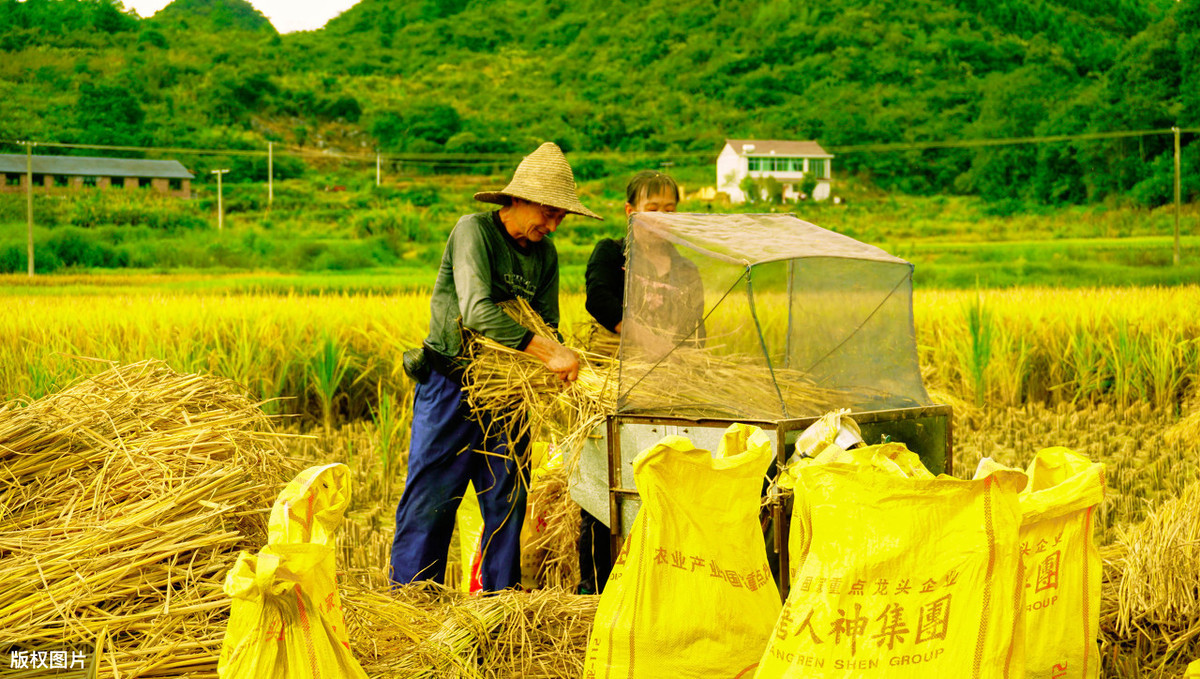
left=716, top=139, right=834, bottom=203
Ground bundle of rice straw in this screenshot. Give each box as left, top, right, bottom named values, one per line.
left=0, top=360, right=292, bottom=678
left=523, top=464, right=583, bottom=590
left=1100, top=479, right=1200, bottom=678
left=461, top=298, right=617, bottom=469
left=572, top=320, right=621, bottom=359
left=342, top=579, right=597, bottom=678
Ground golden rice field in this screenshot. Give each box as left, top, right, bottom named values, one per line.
left=3, top=284, right=1199, bottom=412
left=1, top=283, right=1196, bottom=533
left=3, top=283, right=1199, bottom=521
left=2, top=281, right=1200, bottom=677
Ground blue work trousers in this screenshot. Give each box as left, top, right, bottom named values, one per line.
left=389, top=368, right=529, bottom=591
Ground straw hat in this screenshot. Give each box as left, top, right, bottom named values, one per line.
left=475, top=142, right=601, bottom=220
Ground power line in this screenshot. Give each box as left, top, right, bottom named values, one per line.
left=0, top=141, right=266, bottom=158
left=1, top=127, right=1197, bottom=164
left=828, top=127, right=1200, bottom=154
left=0, top=138, right=721, bottom=162
left=0, top=140, right=518, bottom=163
left=0, top=140, right=722, bottom=164
left=0, top=139, right=687, bottom=163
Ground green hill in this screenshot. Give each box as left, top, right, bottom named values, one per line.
left=0, top=0, right=1196, bottom=206
left=149, top=0, right=277, bottom=34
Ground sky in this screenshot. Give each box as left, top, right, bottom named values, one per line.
left=122, top=0, right=362, bottom=34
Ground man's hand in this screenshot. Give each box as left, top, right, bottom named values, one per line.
left=525, top=335, right=580, bottom=382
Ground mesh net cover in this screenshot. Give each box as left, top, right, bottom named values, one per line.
left=616, top=212, right=929, bottom=419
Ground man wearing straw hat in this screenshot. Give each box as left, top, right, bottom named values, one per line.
left=390, top=141, right=601, bottom=592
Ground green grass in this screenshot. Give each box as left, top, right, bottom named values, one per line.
left=899, top=236, right=1200, bottom=288
left=0, top=178, right=1196, bottom=289
left=0, top=266, right=594, bottom=295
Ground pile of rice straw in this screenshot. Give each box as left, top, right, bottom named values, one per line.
left=0, top=360, right=293, bottom=678
left=1100, top=479, right=1200, bottom=678
left=0, top=358, right=599, bottom=678
left=343, top=578, right=597, bottom=678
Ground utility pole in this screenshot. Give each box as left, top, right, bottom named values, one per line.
left=21, top=141, right=34, bottom=277
left=1173, top=127, right=1181, bottom=266
left=212, top=169, right=230, bottom=232
left=268, top=142, right=274, bottom=207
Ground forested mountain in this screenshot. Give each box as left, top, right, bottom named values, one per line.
left=148, top=0, right=275, bottom=35
left=0, top=0, right=1196, bottom=206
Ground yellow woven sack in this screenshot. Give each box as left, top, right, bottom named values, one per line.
left=456, top=482, right=484, bottom=592
left=584, top=423, right=782, bottom=679
left=520, top=442, right=563, bottom=588
left=757, top=447, right=1027, bottom=679
left=812, top=442, right=935, bottom=480
left=977, top=448, right=1105, bottom=679
left=218, top=463, right=367, bottom=679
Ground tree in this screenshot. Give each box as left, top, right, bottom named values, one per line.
left=92, top=0, right=136, bottom=33
left=138, top=29, right=169, bottom=50
left=370, top=101, right=462, bottom=151
left=370, top=112, right=407, bottom=150
left=799, top=174, right=819, bottom=201
left=205, top=70, right=280, bottom=124
left=739, top=176, right=761, bottom=204
left=762, top=176, right=785, bottom=204
left=956, top=65, right=1070, bottom=202
left=405, top=102, right=461, bottom=146
left=323, top=96, right=362, bottom=123
left=73, top=82, right=146, bottom=146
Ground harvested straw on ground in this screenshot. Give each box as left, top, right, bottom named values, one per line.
left=0, top=360, right=293, bottom=677
left=1163, top=407, right=1200, bottom=447
left=342, top=578, right=597, bottom=679
left=1100, top=479, right=1200, bottom=678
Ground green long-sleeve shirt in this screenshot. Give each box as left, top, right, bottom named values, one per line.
left=424, top=211, right=559, bottom=361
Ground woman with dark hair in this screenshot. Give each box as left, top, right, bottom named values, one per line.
left=584, top=170, right=681, bottom=336
left=579, top=170, right=704, bottom=595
